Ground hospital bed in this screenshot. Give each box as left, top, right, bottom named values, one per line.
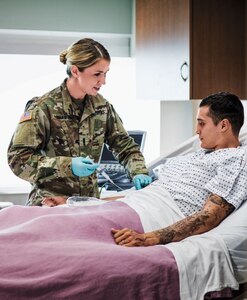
left=0, top=130, right=246, bottom=300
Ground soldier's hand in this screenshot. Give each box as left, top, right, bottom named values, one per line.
left=71, top=157, right=99, bottom=177
left=133, top=174, right=152, bottom=190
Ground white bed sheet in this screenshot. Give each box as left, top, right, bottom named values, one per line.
left=165, top=234, right=238, bottom=300
left=117, top=185, right=244, bottom=300
left=165, top=199, right=247, bottom=299
left=210, top=199, right=247, bottom=284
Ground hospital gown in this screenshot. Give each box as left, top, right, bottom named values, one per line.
left=151, top=148, right=247, bottom=216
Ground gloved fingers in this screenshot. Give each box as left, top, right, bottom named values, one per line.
left=139, top=177, right=149, bottom=187
left=133, top=177, right=142, bottom=190
left=71, top=157, right=99, bottom=177
left=83, top=162, right=99, bottom=171
left=145, top=176, right=152, bottom=185
left=141, top=176, right=148, bottom=185
left=134, top=174, right=152, bottom=190
left=81, top=157, right=94, bottom=164
left=81, top=157, right=99, bottom=170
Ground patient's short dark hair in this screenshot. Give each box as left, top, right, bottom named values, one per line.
left=199, top=92, right=244, bottom=135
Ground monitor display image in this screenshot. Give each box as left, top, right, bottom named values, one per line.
left=99, top=131, right=146, bottom=164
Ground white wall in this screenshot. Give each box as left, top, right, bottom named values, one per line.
left=160, top=99, right=247, bottom=156
left=160, top=101, right=194, bottom=154
left=0, top=55, right=160, bottom=189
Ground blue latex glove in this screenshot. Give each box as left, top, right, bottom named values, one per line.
left=71, top=157, right=99, bottom=177
left=133, top=174, right=152, bottom=190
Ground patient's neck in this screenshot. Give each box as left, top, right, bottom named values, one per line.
left=215, top=136, right=240, bottom=150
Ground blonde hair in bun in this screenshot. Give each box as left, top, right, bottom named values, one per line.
left=59, top=38, right=111, bottom=76
left=59, top=50, right=68, bottom=64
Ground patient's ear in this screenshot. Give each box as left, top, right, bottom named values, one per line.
left=220, top=119, right=230, bottom=132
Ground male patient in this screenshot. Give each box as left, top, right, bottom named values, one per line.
left=43, top=92, right=247, bottom=247
left=112, top=91, right=247, bottom=246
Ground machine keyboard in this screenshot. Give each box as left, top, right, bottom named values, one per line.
left=100, top=163, right=125, bottom=175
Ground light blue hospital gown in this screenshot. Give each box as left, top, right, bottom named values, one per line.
left=152, top=148, right=247, bottom=216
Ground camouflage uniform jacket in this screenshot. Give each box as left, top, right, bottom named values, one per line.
left=7, top=80, right=148, bottom=206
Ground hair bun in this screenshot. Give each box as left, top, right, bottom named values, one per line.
left=59, top=50, right=68, bottom=64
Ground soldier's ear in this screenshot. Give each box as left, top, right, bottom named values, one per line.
left=70, top=65, right=80, bottom=78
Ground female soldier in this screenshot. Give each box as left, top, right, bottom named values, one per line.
left=8, top=38, right=151, bottom=206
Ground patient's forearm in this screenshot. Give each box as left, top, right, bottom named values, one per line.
left=153, top=194, right=234, bottom=245
left=112, top=213, right=213, bottom=247
left=153, top=212, right=212, bottom=244
left=112, top=194, right=234, bottom=247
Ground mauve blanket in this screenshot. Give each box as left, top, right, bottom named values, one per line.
left=0, top=202, right=179, bottom=300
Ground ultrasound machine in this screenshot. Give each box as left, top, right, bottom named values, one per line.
left=97, top=131, right=146, bottom=191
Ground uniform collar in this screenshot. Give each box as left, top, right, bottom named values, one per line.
left=61, top=79, right=96, bottom=120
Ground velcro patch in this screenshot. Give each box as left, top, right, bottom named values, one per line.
left=19, top=111, right=32, bottom=123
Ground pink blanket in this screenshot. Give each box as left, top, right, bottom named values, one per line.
left=0, top=202, right=179, bottom=300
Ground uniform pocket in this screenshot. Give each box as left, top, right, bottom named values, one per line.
left=56, top=119, right=79, bottom=156
left=12, top=121, right=35, bottom=146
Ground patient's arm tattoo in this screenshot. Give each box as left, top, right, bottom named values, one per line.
left=153, top=194, right=234, bottom=245
left=112, top=194, right=235, bottom=247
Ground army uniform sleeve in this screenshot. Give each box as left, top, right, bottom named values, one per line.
left=105, top=104, right=149, bottom=178
left=7, top=104, right=73, bottom=185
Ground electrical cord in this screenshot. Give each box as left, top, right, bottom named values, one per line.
left=97, top=168, right=124, bottom=191
left=99, top=182, right=108, bottom=197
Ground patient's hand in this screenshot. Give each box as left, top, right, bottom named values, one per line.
left=111, top=228, right=159, bottom=247
left=42, top=196, right=67, bottom=207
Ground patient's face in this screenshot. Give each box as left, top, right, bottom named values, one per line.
left=196, top=106, right=222, bottom=150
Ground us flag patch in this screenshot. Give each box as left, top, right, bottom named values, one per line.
left=19, top=111, right=32, bottom=123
